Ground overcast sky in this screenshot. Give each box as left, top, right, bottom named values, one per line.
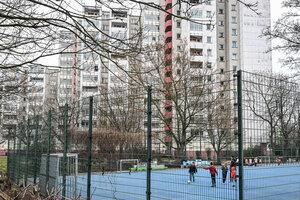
left=270, top=0, right=286, bottom=73
left=39, top=1, right=288, bottom=73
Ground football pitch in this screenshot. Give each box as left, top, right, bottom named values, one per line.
left=75, top=164, right=300, bottom=200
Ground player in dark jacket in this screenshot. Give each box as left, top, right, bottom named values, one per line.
left=204, top=162, right=218, bottom=187
left=188, top=162, right=197, bottom=182
left=230, top=156, right=236, bottom=182
left=221, top=163, right=228, bottom=183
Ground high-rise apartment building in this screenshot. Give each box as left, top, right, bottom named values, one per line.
left=0, top=1, right=272, bottom=151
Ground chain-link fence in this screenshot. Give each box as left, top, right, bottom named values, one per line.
left=6, top=70, right=300, bottom=200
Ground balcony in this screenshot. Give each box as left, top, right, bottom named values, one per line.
left=165, top=100, right=172, bottom=108
left=164, top=42, right=172, bottom=52
left=165, top=111, right=172, bottom=119
left=164, top=135, right=172, bottom=143
left=164, top=125, right=172, bottom=131
left=164, top=65, right=172, bottom=74
left=165, top=31, right=172, bottom=41
left=164, top=9, right=172, bottom=22
left=165, top=0, right=172, bottom=5
left=165, top=77, right=172, bottom=84
left=164, top=54, right=172, bottom=62
left=165, top=20, right=172, bottom=32
left=190, top=48, right=203, bottom=56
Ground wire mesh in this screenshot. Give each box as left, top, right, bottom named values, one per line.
left=5, top=70, right=300, bottom=200
left=242, top=71, right=300, bottom=200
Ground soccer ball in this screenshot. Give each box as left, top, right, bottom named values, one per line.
left=188, top=180, right=191, bottom=184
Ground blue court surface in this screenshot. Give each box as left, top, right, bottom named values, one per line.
left=76, top=164, right=300, bottom=200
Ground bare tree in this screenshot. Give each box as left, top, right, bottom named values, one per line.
left=131, top=41, right=218, bottom=159
left=263, top=0, right=300, bottom=69
left=94, top=86, right=146, bottom=160
left=273, top=76, right=298, bottom=162
left=245, top=74, right=279, bottom=161
left=245, top=72, right=300, bottom=162
left=204, top=81, right=236, bottom=163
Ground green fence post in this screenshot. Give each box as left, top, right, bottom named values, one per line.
left=62, top=103, right=68, bottom=200
left=25, top=119, right=30, bottom=186
left=12, top=126, right=16, bottom=182
left=146, top=86, right=152, bottom=200
left=7, top=128, right=11, bottom=177
left=87, top=96, right=93, bottom=200
left=33, top=115, right=39, bottom=184
left=237, top=70, right=244, bottom=200
left=17, top=124, right=22, bottom=185
left=46, top=109, right=51, bottom=189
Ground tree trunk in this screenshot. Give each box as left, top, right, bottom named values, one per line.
left=176, top=144, right=186, bottom=159
left=269, top=127, right=275, bottom=163
left=283, top=137, right=289, bottom=162
left=216, top=151, right=221, bottom=164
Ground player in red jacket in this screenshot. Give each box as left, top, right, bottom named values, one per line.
left=231, top=166, right=237, bottom=187
left=204, top=162, right=218, bottom=187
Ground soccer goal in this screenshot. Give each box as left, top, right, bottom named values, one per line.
left=39, top=153, right=78, bottom=198
left=118, top=159, right=139, bottom=172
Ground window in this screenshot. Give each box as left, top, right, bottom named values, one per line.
left=219, top=44, right=224, bottom=50
left=232, top=17, right=237, bottom=23
left=177, top=10, right=181, bottom=16
left=206, top=0, right=211, bottom=5
left=131, top=29, right=138, bottom=34
left=177, top=45, right=181, bottom=50
left=232, top=41, right=237, bottom=48
left=177, top=69, right=181, bottom=75
left=190, top=22, right=203, bottom=31
left=102, top=25, right=109, bottom=31
left=191, top=49, right=203, bottom=56
left=207, top=24, right=212, bottom=30
left=177, top=21, right=181, bottom=28
left=101, top=77, right=108, bottom=84
left=207, top=62, right=212, bottom=68
left=232, top=4, right=236, bottom=11
left=220, top=68, right=224, bottom=73
left=232, top=29, right=237, bottom=35
left=101, top=66, right=108, bottom=73
left=190, top=62, right=203, bottom=68
left=219, top=32, right=224, bottom=38
left=50, top=81, right=56, bottom=86
left=220, top=56, right=224, bottom=62
left=218, top=20, right=224, bottom=26
left=233, top=66, right=237, bottom=71
left=207, top=75, right=212, bottom=81
left=206, top=11, right=212, bottom=18
left=177, top=33, right=181, bottom=39
left=219, top=9, right=224, bottom=14
left=232, top=53, right=237, bottom=60
left=207, top=36, right=212, bottom=43
left=191, top=10, right=202, bottom=18
left=207, top=49, right=212, bottom=57
left=131, top=18, right=138, bottom=24
left=190, top=36, right=202, bottom=42
left=103, top=14, right=110, bottom=19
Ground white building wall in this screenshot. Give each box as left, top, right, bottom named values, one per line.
left=240, top=0, right=272, bottom=72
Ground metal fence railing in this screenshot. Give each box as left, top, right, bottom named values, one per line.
left=5, top=70, right=300, bottom=200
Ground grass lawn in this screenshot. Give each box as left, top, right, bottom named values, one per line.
left=0, top=156, right=7, bottom=173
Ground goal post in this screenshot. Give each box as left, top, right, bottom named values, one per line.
left=39, top=153, right=78, bottom=198
left=118, top=159, right=139, bottom=172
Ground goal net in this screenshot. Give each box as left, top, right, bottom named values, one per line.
left=118, top=159, right=139, bottom=172
left=39, top=153, right=78, bottom=198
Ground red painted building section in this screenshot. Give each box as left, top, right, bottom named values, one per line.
left=164, top=0, right=173, bottom=145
